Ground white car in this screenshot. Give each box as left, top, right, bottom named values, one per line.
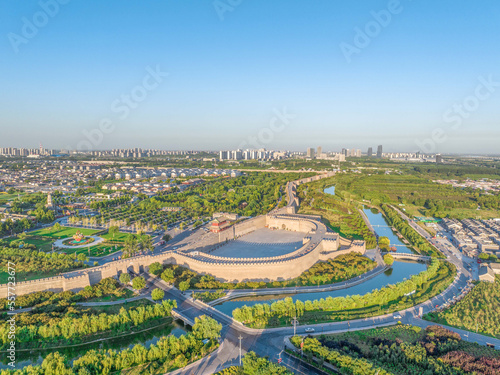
left=305, top=328, right=315, bottom=333
left=393, top=314, right=402, bottom=319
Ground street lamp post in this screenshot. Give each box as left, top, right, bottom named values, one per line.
left=238, top=335, right=243, bottom=366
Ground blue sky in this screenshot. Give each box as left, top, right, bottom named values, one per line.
left=1, top=0, right=499, bottom=153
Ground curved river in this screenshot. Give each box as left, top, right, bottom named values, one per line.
left=214, top=189, right=427, bottom=316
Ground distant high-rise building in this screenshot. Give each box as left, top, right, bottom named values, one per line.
left=317, top=146, right=322, bottom=156
left=342, top=148, right=348, bottom=157
left=367, top=147, right=373, bottom=157
left=377, top=145, right=383, bottom=158
left=436, top=154, right=443, bottom=163
left=306, top=148, right=315, bottom=158
left=219, top=151, right=228, bottom=160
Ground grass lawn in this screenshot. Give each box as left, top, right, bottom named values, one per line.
left=85, top=288, right=136, bottom=302
left=101, top=232, right=130, bottom=242
left=0, top=193, right=25, bottom=201
left=87, top=299, right=154, bottom=314
left=29, top=226, right=100, bottom=239
left=60, top=242, right=123, bottom=257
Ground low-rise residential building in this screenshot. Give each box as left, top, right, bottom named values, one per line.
left=479, top=265, right=496, bottom=282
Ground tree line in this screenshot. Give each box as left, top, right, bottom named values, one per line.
left=0, top=300, right=176, bottom=347
left=316, top=324, right=500, bottom=375
left=0, top=246, right=85, bottom=279
left=381, top=204, right=444, bottom=258
left=0, top=278, right=129, bottom=311
left=425, top=277, right=500, bottom=338
left=0, top=315, right=221, bottom=375
left=233, top=260, right=453, bottom=328
left=150, top=252, right=376, bottom=290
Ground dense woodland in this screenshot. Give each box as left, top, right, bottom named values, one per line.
left=426, top=277, right=500, bottom=338
left=0, top=299, right=177, bottom=348
left=296, top=324, right=500, bottom=375
left=0, top=315, right=222, bottom=375
left=0, top=278, right=130, bottom=311
left=0, top=246, right=85, bottom=281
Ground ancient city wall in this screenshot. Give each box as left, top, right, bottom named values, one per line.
left=0, top=172, right=363, bottom=297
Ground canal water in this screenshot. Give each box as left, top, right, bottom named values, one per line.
left=362, top=207, right=414, bottom=254
left=214, top=192, right=427, bottom=315
left=0, top=320, right=187, bottom=370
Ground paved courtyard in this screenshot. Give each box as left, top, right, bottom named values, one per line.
left=211, top=228, right=305, bottom=258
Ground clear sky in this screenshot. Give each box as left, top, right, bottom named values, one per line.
left=1, top=0, right=499, bottom=153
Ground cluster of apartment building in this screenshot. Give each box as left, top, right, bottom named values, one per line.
left=434, top=178, right=500, bottom=192
left=441, top=218, right=500, bottom=258
left=112, top=167, right=241, bottom=180
left=387, top=152, right=443, bottom=163
left=219, top=149, right=291, bottom=161
left=0, top=146, right=57, bottom=157
left=81, top=149, right=202, bottom=158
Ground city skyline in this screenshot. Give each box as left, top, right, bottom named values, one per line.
left=1, top=1, right=500, bottom=153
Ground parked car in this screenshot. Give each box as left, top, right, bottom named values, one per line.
left=305, top=328, right=315, bottom=333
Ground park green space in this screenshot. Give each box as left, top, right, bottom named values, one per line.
left=331, top=172, right=500, bottom=220
left=289, top=324, right=500, bottom=375
left=0, top=246, right=87, bottom=284
left=70, top=172, right=314, bottom=232
left=0, top=192, right=23, bottom=201
left=29, top=226, right=100, bottom=238
left=6, top=225, right=127, bottom=258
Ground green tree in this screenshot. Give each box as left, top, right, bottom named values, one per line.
left=192, top=315, right=222, bottom=340
left=378, top=236, right=390, bottom=251
left=151, top=288, right=165, bottom=301
left=119, top=272, right=131, bottom=284
left=132, top=276, right=146, bottom=290
left=161, top=268, right=175, bottom=284
left=52, top=222, right=62, bottom=232
left=138, top=234, right=154, bottom=253
left=162, top=233, right=172, bottom=242
left=149, top=262, right=163, bottom=276
left=383, top=253, right=394, bottom=266
left=479, top=253, right=490, bottom=260
left=179, top=280, right=190, bottom=292
left=108, top=225, right=119, bottom=240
